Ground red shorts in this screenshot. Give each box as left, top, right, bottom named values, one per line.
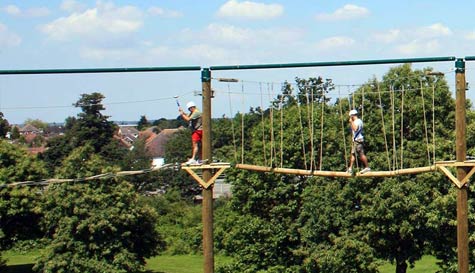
left=192, top=130, right=203, bottom=142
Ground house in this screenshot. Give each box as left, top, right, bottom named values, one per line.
left=118, top=125, right=139, bottom=145
left=141, top=127, right=185, bottom=167
left=19, top=124, right=42, bottom=135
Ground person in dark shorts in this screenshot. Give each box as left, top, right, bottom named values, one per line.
left=347, top=109, right=370, bottom=174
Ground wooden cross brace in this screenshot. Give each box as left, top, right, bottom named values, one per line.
left=436, top=160, right=475, bottom=188
left=181, top=163, right=231, bottom=189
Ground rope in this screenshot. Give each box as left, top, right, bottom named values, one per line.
left=432, top=84, right=436, bottom=163
left=268, top=83, right=275, bottom=167
left=227, top=83, right=238, bottom=163
left=391, top=85, right=397, bottom=170
left=338, top=87, right=349, bottom=169
left=297, top=93, right=308, bottom=169
left=420, top=80, right=431, bottom=165
left=279, top=91, right=284, bottom=168
left=1, top=164, right=178, bottom=188
left=241, top=82, right=245, bottom=164
left=306, top=90, right=314, bottom=170
left=319, top=93, right=325, bottom=170
left=400, top=86, right=405, bottom=169
left=377, top=82, right=391, bottom=170
left=260, top=82, right=267, bottom=166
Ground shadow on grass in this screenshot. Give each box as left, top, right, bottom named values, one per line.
left=6, top=263, right=34, bottom=273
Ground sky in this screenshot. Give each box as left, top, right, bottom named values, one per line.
left=0, top=0, right=475, bottom=124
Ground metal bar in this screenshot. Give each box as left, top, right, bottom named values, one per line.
left=464, top=56, right=475, bottom=61
left=210, top=56, right=456, bottom=71
left=0, top=66, right=201, bottom=75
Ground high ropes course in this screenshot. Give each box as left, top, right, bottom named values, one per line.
left=1, top=55, right=474, bottom=273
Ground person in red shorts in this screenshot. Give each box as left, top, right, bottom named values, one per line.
left=179, top=101, right=203, bottom=164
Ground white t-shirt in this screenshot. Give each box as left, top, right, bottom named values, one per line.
left=352, top=118, right=364, bottom=142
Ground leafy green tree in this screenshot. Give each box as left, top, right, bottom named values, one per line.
left=0, top=113, right=10, bottom=139
left=24, top=118, right=47, bottom=132
left=40, top=92, right=127, bottom=174
left=0, top=140, right=47, bottom=266
left=137, top=115, right=151, bottom=131
left=36, top=144, right=164, bottom=273
left=9, top=126, right=20, bottom=140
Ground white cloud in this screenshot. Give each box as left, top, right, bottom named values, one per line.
left=181, top=23, right=304, bottom=49
left=25, top=7, right=51, bottom=17
left=316, top=36, right=355, bottom=51
left=369, top=23, right=451, bottom=55
left=40, top=2, right=143, bottom=41
left=395, top=39, right=441, bottom=55
left=217, top=0, right=283, bottom=20
left=3, top=5, right=21, bottom=16
left=2, top=4, right=50, bottom=17
left=0, top=22, right=22, bottom=47
left=61, top=0, right=87, bottom=13
left=416, top=23, right=451, bottom=39
left=372, top=29, right=401, bottom=43
left=465, top=31, right=475, bottom=40
left=148, top=7, right=183, bottom=18
left=315, top=4, right=370, bottom=21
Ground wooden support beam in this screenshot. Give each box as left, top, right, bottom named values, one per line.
left=435, top=160, right=475, bottom=188
left=181, top=163, right=230, bottom=189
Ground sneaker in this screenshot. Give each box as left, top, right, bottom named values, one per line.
left=359, top=167, right=371, bottom=174
left=346, top=168, right=352, bottom=174
left=184, top=158, right=198, bottom=165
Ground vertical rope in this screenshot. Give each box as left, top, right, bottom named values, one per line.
left=319, top=93, right=325, bottom=170
left=241, top=81, right=245, bottom=164
left=297, top=89, right=308, bottom=169
left=307, top=89, right=314, bottom=169
left=338, top=87, right=349, bottom=169
left=259, top=82, right=267, bottom=166
left=279, top=91, right=284, bottom=168
left=377, top=82, right=391, bottom=170
left=268, top=83, right=275, bottom=167
left=227, top=83, right=238, bottom=163
left=400, top=85, right=405, bottom=170
left=432, top=84, right=436, bottom=163
left=420, top=80, right=431, bottom=165
left=391, top=85, right=397, bottom=170
left=311, top=85, right=316, bottom=170
left=361, top=85, right=365, bottom=121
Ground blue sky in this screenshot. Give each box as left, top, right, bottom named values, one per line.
left=0, top=0, right=474, bottom=124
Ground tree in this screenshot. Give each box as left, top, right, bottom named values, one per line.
left=24, top=118, right=47, bottom=132
left=35, top=145, right=164, bottom=273
left=216, top=65, right=463, bottom=273
left=137, top=115, right=151, bottom=131
left=0, top=140, right=47, bottom=264
left=40, top=92, right=126, bottom=174
left=0, top=113, right=10, bottom=139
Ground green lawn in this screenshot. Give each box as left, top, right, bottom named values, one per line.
left=379, top=256, right=440, bottom=273
left=3, top=250, right=438, bottom=273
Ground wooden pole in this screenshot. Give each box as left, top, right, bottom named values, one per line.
left=201, top=68, right=214, bottom=273
left=455, top=58, right=469, bottom=273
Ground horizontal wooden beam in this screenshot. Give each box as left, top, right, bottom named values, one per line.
left=235, top=164, right=436, bottom=178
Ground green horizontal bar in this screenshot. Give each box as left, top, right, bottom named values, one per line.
left=464, top=56, right=475, bottom=61
left=0, top=66, right=201, bottom=75
left=210, top=56, right=456, bottom=71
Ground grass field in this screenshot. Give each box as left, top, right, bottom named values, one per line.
left=3, top=250, right=439, bottom=273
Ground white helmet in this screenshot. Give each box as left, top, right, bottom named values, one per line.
left=186, top=101, right=196, bottom=109
left=349, top=109, right=358, bottom=116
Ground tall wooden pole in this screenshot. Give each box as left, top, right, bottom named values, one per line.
left=455, top=58, right=469, bottom=273
left=201, top=68, right=214, bottom=273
